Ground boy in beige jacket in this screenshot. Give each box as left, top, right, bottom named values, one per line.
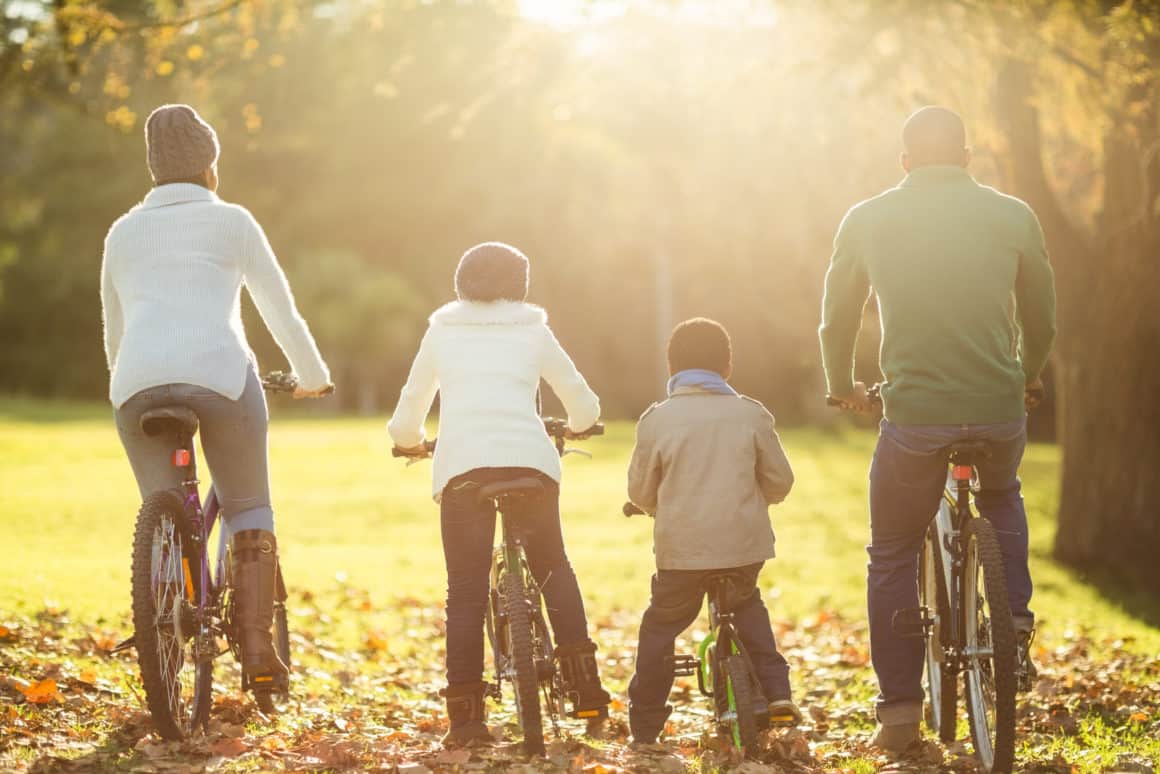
left=626, top=317, right=799, bottom=744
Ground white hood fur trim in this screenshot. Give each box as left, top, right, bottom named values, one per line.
left=429, top=300, right=548, bottom=327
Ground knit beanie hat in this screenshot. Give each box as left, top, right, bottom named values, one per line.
left=454, top=242, right=530, bottom=302
left=144, top=104, right=220, bottom=183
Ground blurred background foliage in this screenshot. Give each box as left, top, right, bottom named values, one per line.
left=1, top=1, right=1158, bottom=586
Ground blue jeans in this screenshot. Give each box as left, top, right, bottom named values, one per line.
left=114, top=367, right=274, bottom=535
left=868, top=418, right=1033, bottom=724
left=440, top=467, right=590, bottom=686
left=627, top=563, right=790, bottom=740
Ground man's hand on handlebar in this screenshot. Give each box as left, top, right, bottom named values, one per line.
left=827, top=381, right=875, bottom=414
left=1025, top=377, right=1045, bottom=411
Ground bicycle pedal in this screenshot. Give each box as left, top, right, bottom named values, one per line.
left=109, top=635, right=136, bottom=654
left=669, top=654, right=698, bottom=677
left=891, top=606, right=935, bottom=639
left=570, top=706, right=608, bottom=721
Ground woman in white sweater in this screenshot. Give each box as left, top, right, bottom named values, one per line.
left=388, top=242, right=611, bottom=745
left=101, top=104, right=331, bottom=693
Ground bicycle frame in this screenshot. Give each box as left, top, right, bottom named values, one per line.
left=930, top=462, right=986, bottom=672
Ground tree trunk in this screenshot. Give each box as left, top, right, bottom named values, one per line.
left=994, top=58, right=1160, bottom=596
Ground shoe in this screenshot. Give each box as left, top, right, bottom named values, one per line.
left=556, top=640, right=612, bottom=733
left=1016, top=627, right=1039, bottom=693
left=230, top=530, right=288, bottom=692
left=871, top=721, right=921, bottom=754
left=629, top=703, right=673, bottom=745
left=440, top=682, right=494, bottom=746
left=767, top=698, right=803, bottom=727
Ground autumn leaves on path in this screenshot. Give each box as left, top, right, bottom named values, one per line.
left=1, top=584, right=1158, bottom=772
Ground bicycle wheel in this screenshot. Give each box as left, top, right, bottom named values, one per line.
left=131, top=491, right=212, bottom=739
left=724, top=654, right=759, bottom=755
left=254, top=563, right=291, bottom=714
left=504, top=565, right=545, bottom=755
left=920, top=527, right=958, bottom=742
left=962, top=518, right=1017, bottom=772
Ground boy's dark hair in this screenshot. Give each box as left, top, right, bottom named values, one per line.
left=454, top=242, right=530, bottom=302
left=667, top=317, right=732, bottom=377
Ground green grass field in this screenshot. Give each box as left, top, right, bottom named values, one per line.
left=1, top=398, right=1158, bottom=772
left=1, top=398, right=1153, bottom=646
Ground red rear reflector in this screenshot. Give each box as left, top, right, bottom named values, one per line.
left=172, top=449, right=191, bottom=467
left=952, top=465, right=972, bottom=481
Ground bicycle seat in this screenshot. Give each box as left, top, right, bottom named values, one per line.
left=946, top=440, right=991, bottom=465
left=475, top=477, right=545, bottom=505
left=139, top=406, right=199, bottom=438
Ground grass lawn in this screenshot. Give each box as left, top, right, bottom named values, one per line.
left=1, top=398, right=1157, bottom=772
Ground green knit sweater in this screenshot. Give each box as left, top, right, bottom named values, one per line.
left=819, top=165, right=1056, bottom=425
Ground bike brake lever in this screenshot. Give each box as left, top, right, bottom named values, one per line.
left=562, top=448, right=592, bottom=459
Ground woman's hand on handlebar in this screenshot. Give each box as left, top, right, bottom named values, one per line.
left=393, top=442, right=431, bottom=458
left=564, top=423, right=603, bottom=440
left=293, top=384, right=335, bottom=399
left=827, top=381, right=875, bottom=414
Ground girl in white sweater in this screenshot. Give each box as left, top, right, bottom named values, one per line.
left=389, top=242, right=611, bottom=745
left=102, top=104, right=331, bottom=696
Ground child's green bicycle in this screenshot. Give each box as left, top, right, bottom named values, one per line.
left=624, top=503, right=799, bottom=756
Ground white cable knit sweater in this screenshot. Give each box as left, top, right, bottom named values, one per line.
left=101, top=184, right=330, bottom=407
left=387, top=301, right=601, bottom=501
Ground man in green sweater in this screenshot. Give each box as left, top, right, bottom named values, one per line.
left=819, top=106, right=1056, bottom=753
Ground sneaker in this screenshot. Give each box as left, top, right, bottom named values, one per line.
left=1016, top=628, right=1039, bottom=693
left=871, top=721, right=921, bottom=754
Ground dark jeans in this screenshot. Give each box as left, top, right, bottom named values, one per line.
left=440, top=467, right=590, bottom=686
left=868, top=418, right=1033, bottom=724
left=627, top=563, right=790, bottom=739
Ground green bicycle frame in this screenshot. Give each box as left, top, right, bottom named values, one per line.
left=697, top=629, right=745, bottom=748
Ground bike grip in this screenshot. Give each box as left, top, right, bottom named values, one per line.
left=623, top=502, right=646, bottom=517
left=825, top=396, right=844, bottom=408
left=321, top=384, right=336, bottom=396
left=391, top=447, right=406, bottom=458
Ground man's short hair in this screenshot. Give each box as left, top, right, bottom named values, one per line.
left=667, top=317, right=732, bottom=377
left=454, top=242, right=530, bottom=303
left=902, top=106, right=967, bottom=165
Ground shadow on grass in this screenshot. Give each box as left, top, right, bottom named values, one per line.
left=1069, top=563, right=1160, bottom=631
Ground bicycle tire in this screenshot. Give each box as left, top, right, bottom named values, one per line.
left=131, top=491, right=212, bottom=739
left=504, top=565, right=545, bottom=755
left=963, top=518, right=1017, bottom=772
left=724, top=654, right=759, bottom=755
left=920, top=527, right=958, bottom=742
left=254, top=564, right=291, bottom=714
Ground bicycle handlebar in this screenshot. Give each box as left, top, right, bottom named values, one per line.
left=261, top=371, right=335, bottom=396
left=391, top=418, right=603, bottom=461
left=623, top=502, right=647, bottom=518
left=826, top=382, right=1043, bottom=411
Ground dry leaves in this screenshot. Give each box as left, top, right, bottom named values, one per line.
left=0, top=590, right=1156, bottom=772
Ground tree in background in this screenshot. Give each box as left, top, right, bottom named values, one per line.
left=820, top=0, right=1160, bottom=595
left=2, top=1, right=1157, bottom=591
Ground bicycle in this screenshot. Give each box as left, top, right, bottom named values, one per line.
left=622, top=502, right=798, bottom=757
left=393, top=418, right=604, bottom=756
left=114, top=371, right=331, bottom=740
left=828, top=384, right=1031, bottom=772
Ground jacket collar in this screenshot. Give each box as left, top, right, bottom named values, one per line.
left=139, top=183, right=218, bottom=209
left=900, top=165, right=973, bottom=188
left=429, top=300, right=548, bottom=327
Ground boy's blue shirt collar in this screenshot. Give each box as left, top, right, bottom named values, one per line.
left=666, top=369, right=737, bottom=397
